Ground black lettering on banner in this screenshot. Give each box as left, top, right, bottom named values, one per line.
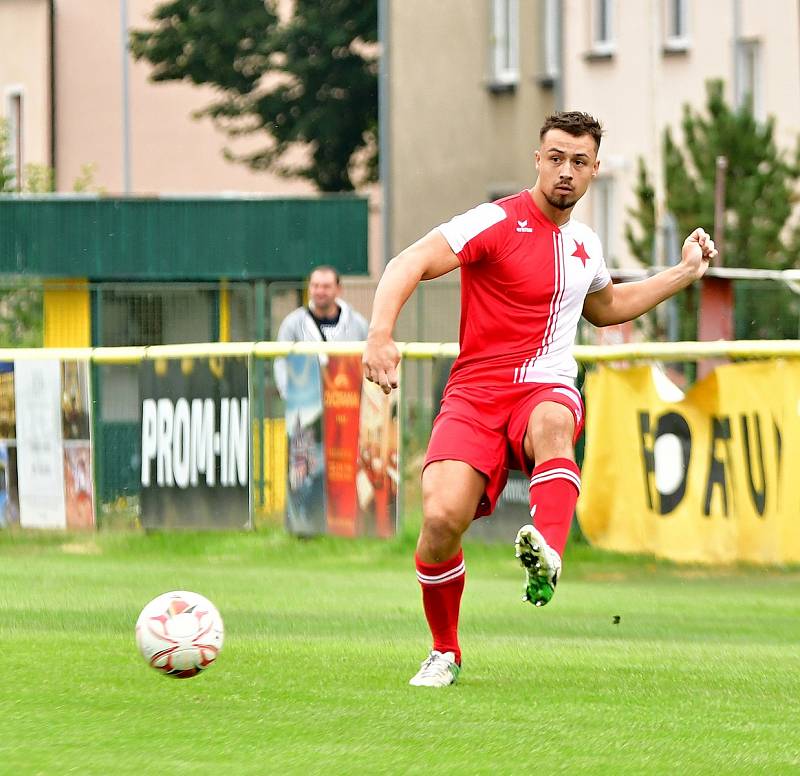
left=639, top=410, right=691, bottom=515
left=638, top=412, right=655, bottom=510
left=704, top=416, right=734, bottom=517
left=774, top=420, right=782, bottom=497
left=740, top=414, right=766, bottom=516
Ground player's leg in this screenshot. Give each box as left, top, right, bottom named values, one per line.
left=522, top=400, right=581, bottom=557
left=508, top=386, right=584, bottom=606
left=409, top=459, right=485, bottom=687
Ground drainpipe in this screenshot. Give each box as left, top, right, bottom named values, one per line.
left=378, top=0, right=390, bottom=264
left=732, top=0, right=742, bottom=107
left=48, top=0, right=56, bottom=179
left=120, top=0, right=132, bottom=193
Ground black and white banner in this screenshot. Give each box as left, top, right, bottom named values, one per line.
left=139, top=357, right=250, bottom=529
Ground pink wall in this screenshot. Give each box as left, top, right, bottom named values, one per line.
left=55, top=0, right=314, bottom=196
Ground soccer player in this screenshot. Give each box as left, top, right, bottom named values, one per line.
left=363, top=112, right=717, bottom=687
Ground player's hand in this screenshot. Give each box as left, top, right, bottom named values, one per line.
left=681, top=228, right=718, bottom=279
left=362, top=333, right=400, bottom=394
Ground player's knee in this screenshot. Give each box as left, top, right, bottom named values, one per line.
left=527, top=404, right=574, bottom=452
left=421, top=492, right=471, bottom=541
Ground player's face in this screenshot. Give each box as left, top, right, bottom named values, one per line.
left=535, top=129, right=599, bottom=211
left=308, top=270, right=340, bottom=312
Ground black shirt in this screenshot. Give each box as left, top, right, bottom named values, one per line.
left=309, top=307, right=341, bottom=341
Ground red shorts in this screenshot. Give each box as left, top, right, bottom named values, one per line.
left=423, top=381, right=585, bottom=518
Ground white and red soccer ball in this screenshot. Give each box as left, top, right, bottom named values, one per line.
left=135, top=591, right=224, bottom=678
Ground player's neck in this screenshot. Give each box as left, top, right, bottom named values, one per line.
left=528, top=187, right=573, bottom=228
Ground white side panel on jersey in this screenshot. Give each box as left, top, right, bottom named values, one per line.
left=588, top=264, right=612, bottom=294
left=437, top=202, right=507, bottom=254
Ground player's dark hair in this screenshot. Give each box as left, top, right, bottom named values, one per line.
left=539, top=112, right=604, bottom=151
left=309, top=265, right=341, bottom=284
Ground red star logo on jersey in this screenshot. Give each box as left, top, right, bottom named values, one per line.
left=571, top=241, right=591, bottom=266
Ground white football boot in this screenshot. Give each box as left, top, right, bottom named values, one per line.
left=408, top=650, right=460, bottom=687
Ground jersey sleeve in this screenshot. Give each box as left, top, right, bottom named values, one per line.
left=437, top=202, right=507, bottom=265
left=588, top=241, right=612, bottom=294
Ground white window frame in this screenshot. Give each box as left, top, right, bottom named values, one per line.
left=490, top=0, right=520, bottom=88
left=664, top=0, right=690, bottom=52
left=590, top=0, right=615, bottom=57
left=4, top=86, right=24, bottom=191
left=592, top=175, right=616, bottom=266
left=541, top=0, right=561, bottom=83
left=736, top=38, right=763, bottom=121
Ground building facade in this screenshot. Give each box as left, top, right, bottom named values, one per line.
left=0, top=0, right=312, bottom=196
left=386, top=0, right=557, bottom=255
left=2, top=0, right=799, bottom=272
left=562, top=0, right=800, bottom=267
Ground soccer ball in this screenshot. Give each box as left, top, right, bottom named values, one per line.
left=135, top=590, right=224, bottom=678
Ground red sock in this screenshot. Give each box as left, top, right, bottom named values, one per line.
left=529, top=458, right=581, bottom=557
left=415, top=549, right=465, bottom=664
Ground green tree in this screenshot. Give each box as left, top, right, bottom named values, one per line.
left=0, top=281, right=43, bottom=347
left=627, top=80, right=800, bottom=269
left=73, top=163, right=106, bottom=194
left=23, top=164, right=55, bottom=193
left=0, top=119, right=15, bottom=192
left=626, top=80, right=800, bottom=340
left=0, top=119, right=43, bottom=346
left=130, top=0, right=378, bottom=192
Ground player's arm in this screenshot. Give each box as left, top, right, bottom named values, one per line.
left=364, top=229, right=460, bottom=393
left=582, top=228, right=718, bottom=327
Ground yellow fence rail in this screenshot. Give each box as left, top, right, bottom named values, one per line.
left=2, top=339, right=800, bottom=364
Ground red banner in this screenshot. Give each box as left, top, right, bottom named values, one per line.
left=322, top=355, right=363, bottom=536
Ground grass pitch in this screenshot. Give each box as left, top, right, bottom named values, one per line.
left=1, top=527, right=799, bottom=775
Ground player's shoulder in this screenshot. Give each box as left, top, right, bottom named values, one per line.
left=438, top=199, right=508, bottom=254
left=455, top=200, right=509, bottom=228
left=490, top=190, right=533, bottom=218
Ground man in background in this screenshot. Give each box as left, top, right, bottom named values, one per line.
left=274, top=266, right=369, bottom=396
left=278, top=265, right=368, bottom=344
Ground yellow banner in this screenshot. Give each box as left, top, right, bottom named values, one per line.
left=578, top=361, right=800, bottom=564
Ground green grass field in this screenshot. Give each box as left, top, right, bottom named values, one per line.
left=1, top=527, right=799, bottom=775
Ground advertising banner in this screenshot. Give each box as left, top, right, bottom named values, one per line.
left=0, top=363, right=18, bottom=528
left=356, top=376, right=399, bottom=538
left=322, top=355, right=363, bottom=536
left=284, top=354, right=400, bottom=538
left=284, top=355, right=326, bottom=535
left=579, top=362, right=800, bottom=564
left=15, top=360, right=67, bottom=528
left=61, top=360, right=95, bottom=528
left=10, top=359, right=94, bottom=530
left=140, top=357, right=250, bottom=530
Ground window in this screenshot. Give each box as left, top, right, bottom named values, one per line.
left=5, top=88, right=23, bottom=191
left=592, top=176, right=616, bottom=265
left=664, top=0, right=690, bottom=52
left=540, top=0, right=561, bottom=85
left=490, top=0, right=519, bottom=88
left=736, top=39, right=763, bottom=121
left=590, top=0, right=615, bottom=57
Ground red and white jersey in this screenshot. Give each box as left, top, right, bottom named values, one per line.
left=437, top=190, right=611, bottom=387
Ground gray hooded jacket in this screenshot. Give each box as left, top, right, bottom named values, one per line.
left=274, top=299, right=369, bottom=396
left=276, top=298, right=369, bottom=344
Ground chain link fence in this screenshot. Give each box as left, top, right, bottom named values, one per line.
left=1, top=274, right=799, bottom=524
